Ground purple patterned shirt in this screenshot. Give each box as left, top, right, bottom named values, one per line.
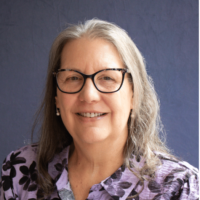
left=0, top=144, right=199, bottom=200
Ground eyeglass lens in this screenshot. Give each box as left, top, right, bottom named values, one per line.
left=56, top=70, right=124, bottom=93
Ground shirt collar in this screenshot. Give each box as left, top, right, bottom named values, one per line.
left=49, top=145, right=143, bottom=200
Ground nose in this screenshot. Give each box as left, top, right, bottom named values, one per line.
left=78, top=78, right=101, bottom=103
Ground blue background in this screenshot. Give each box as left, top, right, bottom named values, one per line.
left=0, top=0, right=198, bottom=168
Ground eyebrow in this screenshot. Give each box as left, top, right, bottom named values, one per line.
left=60, top=66, right=80, bottom=70
left=60, top=65, right=120, bottom=72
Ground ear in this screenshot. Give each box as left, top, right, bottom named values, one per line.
left=55, top=96, right=60, bottom=108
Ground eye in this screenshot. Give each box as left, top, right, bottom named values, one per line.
left=98, top=75, right=115, bottom=81
left=67, top=76, right=79, bottom=81
left=65, top=75, right=83, bottom=82
left=101, top=76, right=113, bottom=81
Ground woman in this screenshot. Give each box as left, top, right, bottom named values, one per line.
left=0, top=19, right=198, bottom=200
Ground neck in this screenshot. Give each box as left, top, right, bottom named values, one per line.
left=68, top=132, right=128, bottom=174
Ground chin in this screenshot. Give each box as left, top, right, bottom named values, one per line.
left=78, top=131, right=109, bottom=145
left=71, top=126, right=109, bottom=144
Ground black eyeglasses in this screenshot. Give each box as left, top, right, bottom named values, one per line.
left=53, top=68, right=130, bottom=94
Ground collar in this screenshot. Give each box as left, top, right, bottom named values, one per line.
left=48, top=145, right=143, bottom=200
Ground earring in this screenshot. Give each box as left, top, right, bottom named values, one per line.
left=130, top=109, right=134, bottom=118
left=56, top=108, right=60, bottom=116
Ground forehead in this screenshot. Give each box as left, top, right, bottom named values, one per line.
left=60, top=38, right=124, bottom=71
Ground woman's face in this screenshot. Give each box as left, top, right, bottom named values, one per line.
left=55, top=38, right=133, bottom=146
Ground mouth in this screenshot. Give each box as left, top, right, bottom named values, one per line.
left=77, top=113, right=106, bottom=118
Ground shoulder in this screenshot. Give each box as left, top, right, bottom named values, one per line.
left=0, top=144, right=68, bottom=199
left=155, top=151, right=198, bottom=177
left=2, top=144, right=38, bottom=172
left=1, top=144, right=38, bottom=199
left=150, top=152, right=199, bottom=199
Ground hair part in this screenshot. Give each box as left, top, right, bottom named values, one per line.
left=33, top=19, right=171, bottom=198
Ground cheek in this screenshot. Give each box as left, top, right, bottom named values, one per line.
left=57, top=94, right=76, bottom=116
left=58, top=95, right=77, bottom=133
left=120, top=91, right=133, bottom=117
left=109, top=92, right=132, bottom=118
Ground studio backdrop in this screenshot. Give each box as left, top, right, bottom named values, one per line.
left=0, top=0, right=198, bottom=168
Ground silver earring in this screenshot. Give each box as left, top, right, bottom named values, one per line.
left=56, top=108, right=60, bottom=116
left=130, top=109, right=134, bottom=118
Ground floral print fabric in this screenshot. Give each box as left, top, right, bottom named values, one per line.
left=0, top=145, right=199, bottom=200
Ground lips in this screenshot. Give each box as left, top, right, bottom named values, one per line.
left=78, top=113, right=106, bottom=118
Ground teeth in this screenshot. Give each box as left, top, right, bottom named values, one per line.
left=79, top=113, right=104, bottom=118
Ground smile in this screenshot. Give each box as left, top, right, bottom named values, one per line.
left=78, top=113, right=105, bottom=118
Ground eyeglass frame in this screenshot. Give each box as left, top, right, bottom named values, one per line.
left=53, top=68, right=131, bottom=94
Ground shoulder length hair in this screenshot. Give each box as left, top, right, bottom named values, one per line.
left=33, top=19, right=170, bottom=197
